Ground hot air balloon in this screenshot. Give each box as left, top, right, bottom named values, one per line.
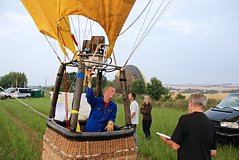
left=20, top=0, right=173, bottom=159
left=113, top=65, right=146, bottom=91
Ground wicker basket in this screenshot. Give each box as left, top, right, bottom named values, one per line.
left=42, top=127, right=137, bottom=160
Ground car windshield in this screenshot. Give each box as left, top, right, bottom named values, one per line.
left=4, top=88, right=15, bottom=94
left=217, top=94, right=239, bottom=110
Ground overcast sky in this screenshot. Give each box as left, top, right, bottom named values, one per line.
left=0, top=0, right=238, bottom=86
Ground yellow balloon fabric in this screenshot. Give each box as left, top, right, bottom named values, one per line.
left=21, top=0, right=76, bottom=56
left=21, top=0, right=135, bottom=58
left=58, top=0, right=135, bottom=57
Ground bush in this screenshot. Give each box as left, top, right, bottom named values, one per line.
left=113, top=93, right=219, bottom=112
left=206, top=98, right=220, bottom=110
left=175, top=93, right=185, bottom=100
left=145, top=77, right=169, bottom=101
left=112, top=94, right=123, bottom=104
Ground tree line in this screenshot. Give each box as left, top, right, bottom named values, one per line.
left=0, top=72, right=170, bottom=101
left=0, top=72, right=28, bottom=88
left=0, top=71, right=220, bottom=109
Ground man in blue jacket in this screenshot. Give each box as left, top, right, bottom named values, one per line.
left=85, top=72, right=117, bottom=132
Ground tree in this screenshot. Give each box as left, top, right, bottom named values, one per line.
left=60, top=72, right=77, bottom=92
left=162, top=91, right=172, bottom=101
left=145, top=77, right=168, bottom=101
left=105, top=80, right=113, bottom=87
left=131, top=79, right=145, bottom=94
left=175, top=93, right=185, bottom=100
left=92, top=75, right=107, bottom=89
left=60, top=72, right=108, bottom=92
left=0, top=72, right=28, bottom=88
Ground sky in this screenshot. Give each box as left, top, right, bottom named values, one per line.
left=0, top=0, right=239, bottom=86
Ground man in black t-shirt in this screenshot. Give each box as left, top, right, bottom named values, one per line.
left=160, top=93, right=217, bottom=160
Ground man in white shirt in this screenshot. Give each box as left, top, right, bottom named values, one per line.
left=128, top=92, right=139, bottom=144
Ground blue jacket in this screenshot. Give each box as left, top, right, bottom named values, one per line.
left=85, top=87, right=117, bottom=132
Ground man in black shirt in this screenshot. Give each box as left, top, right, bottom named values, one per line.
left=160, top=93, right=217, bottom=160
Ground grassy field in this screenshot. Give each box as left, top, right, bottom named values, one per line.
left=0, top=94, right=238, bottom=160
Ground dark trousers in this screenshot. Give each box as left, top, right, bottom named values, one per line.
left=142, top=119, right=152, bottom=139
left=131, top=124, right=138, bottom=145
left=131, top=124, right=137, bottom=131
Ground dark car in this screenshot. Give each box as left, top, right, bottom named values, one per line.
left=205, top=93, right=239, bottom=144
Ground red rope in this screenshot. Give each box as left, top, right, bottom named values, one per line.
left=71, top=34, right=78, bottom=46
left=63, top=70, right=69, bottom=128
left=59, top=27, right=69, bottom=127
left=58, top=28, right=66, bottom=47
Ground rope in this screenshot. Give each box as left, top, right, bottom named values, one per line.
left=43, top=35, right=62, bottom=64
left=15, top=97, right=50, bottom=120
left=132, top=0, right=174, bottom=54
left=70, top=16, right=79, bottom=45
left=130, top=0, right=154, bottom=58
left=63, top=70, right=69, bottom=125
left=0, top=88, right=47, bottom=119
left=119, top=0, right=152, bottom=36
left=77, top=16, right=82, bottom=49
left=83, top=18, right=88, bottom=40
left=86, top=21, right=94, bottom=40
left=130, top=0, right=165, bottom=54
left=68, top=75, right=77, bottom=92
left=123, top=0, right=174, bottom=67
left=123, top=0, right=161, bottom=67
left=60, top=17, right=80, bottom=52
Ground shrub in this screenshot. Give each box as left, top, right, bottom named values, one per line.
left=206, top=98, right=220, bottom=110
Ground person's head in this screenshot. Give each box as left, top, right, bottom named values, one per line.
left=103, top=87, right=116, bottom=101
left=143, top=95, right=151, bottom=103
left=128, top=92, right=136, bottom=101
left=188, top=93, right=207, bottom=113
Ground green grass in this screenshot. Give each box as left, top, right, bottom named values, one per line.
left=0, top=95, right=238, bottom=160
left=0, top=100, right=41, bottom=159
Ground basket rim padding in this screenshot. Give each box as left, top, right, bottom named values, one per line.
left=46, top=119, right=135, bottom=141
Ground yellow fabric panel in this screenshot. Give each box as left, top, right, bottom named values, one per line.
left=58, top=0, right=136, bottom=57
left=21, top=0, right=76, bottom=56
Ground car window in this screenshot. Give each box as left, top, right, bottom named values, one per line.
left=217, top=94, right=239, bottom=110
left=4, top=88, right=15, bottom=94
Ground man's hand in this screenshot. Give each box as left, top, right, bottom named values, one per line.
left=210, top=150, right=217, bottom=157
left=160, top=135, right=168, bottom=142
left=131, top=112, right=136, bottom=119
left=105, top=121, right=114, bottom=132
left=160, top=136, right=180, bottom=151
